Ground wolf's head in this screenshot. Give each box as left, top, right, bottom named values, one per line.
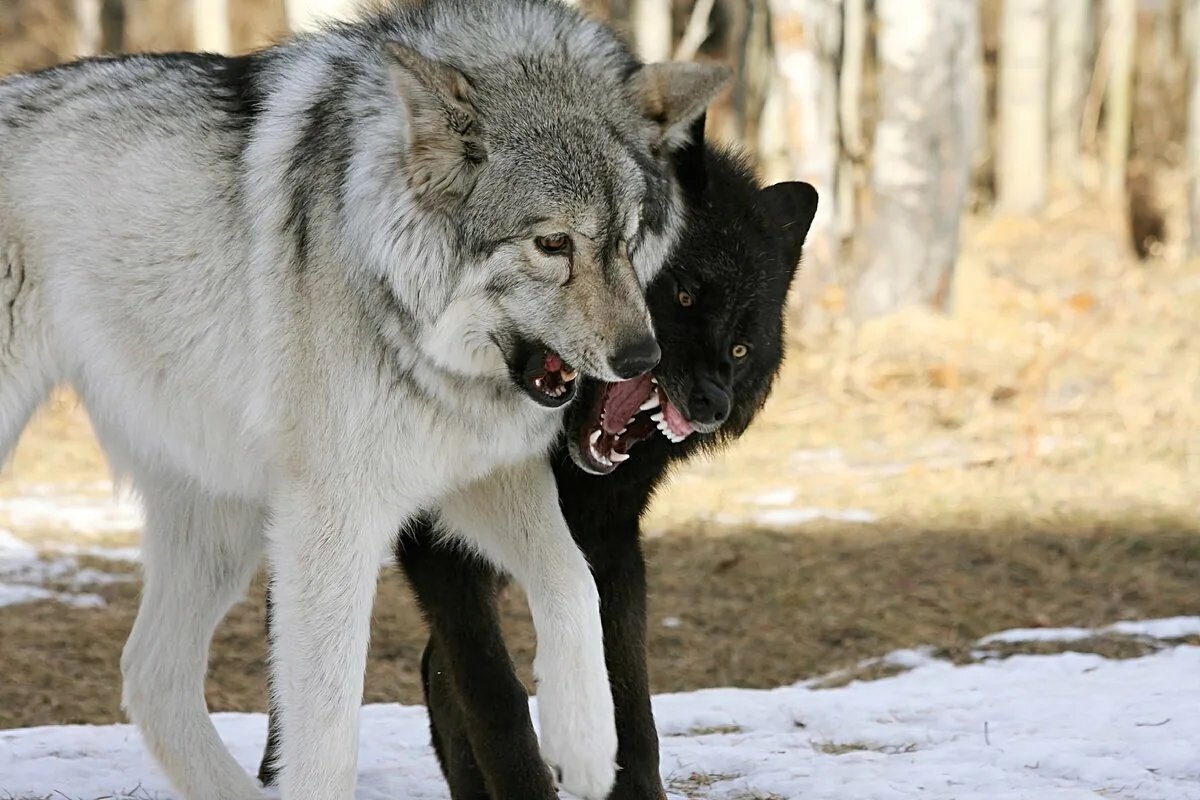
left=568, top=119, right=818, bottom=473
left=371, top=6, right=728, bottom=409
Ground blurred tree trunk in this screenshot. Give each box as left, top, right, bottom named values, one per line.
left=1187, top=0, right=1200, bottom=256
left=1104, top=0, right=1136, bottom=199
left=285, top=0, right=358, bottom=33
left=675, top=0, right=717, bottom=61
left=632, top=0, right=673, bottom=62
left=74, top=0, right=123, bottom=56
left=997, top=0, right=1049, bottom=214
left=74, top=0, right=101, bottom=55
left=733, top=0, right=774, bottom=152
left=193, top=0, right=230, bottom=52
left=852, top=0, right=980, bottom=318
left=837, top=0, right=866, bottom=241
left=1051, top=1, right=1092, bottom=190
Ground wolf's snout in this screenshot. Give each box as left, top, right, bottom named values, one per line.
left=688, top=377, right=731, bottom=425
left=608, top=337, right=661, bottom=380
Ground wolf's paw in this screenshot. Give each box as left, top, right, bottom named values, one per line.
left=541, top=735, right=618, bottom=800
left=537, top=672, right=618, bottom=799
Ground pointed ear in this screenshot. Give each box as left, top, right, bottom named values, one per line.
left=384, top=43, right=486, bottom=206
left=760, top=181, right=818, bottom=273
left=629, top=62, right=731, bottom=151
left=670, top=111, right=708, bottom=199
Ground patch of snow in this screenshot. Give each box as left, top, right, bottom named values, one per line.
left=1105, top=616, right=1200, bottom=640
left=751, top=489, right=797, bottom=506
left=0, top=583, right=54, bottom=607
left=5, top=623, right=1200, bottom=799
left=0, top=583, right=105, bottom=609
left=0, top=488, right=143, bottom=536
left=0, top=528, right=37, bottom=559
left=979, top=616, right=1200, bottom=646
left=978, top=626, right=1095, bottom=645
left=0, top=538, right=128, bottom=608
left=752, top=507, right=878, bottom=527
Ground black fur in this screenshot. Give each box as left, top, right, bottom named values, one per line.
left=259, top=124, right=817, bottom=797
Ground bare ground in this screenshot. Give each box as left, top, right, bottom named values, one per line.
left=1, top=182, right=1199, bottom=729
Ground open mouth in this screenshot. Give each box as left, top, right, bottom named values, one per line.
left=576, top=373, right=695, bottom=474
left=511, top=341, right=578, bottom=408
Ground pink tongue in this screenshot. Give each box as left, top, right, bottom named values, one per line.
left=601, top=374, right=654, bottom=435
left=663, top=399, right=694, bottom=437
left=545, top=353, right=564, bottom=372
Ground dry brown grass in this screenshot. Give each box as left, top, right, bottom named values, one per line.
left=2, top=183, right=1199, bottom=729
left=0, top=2, right=1198, bottom=733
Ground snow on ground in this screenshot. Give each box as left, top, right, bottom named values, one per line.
left=4, top=620, right=1199, bottom=800
left=0, top=483, right=143, bottom=536
left=0, top=528, right=133, bottom=608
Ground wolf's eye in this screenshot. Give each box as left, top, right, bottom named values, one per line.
left=731, top=343, right=749, bottom=359
left=535, top=234, right=573, bottom=257
left=677, top=290, right=694, bottom=307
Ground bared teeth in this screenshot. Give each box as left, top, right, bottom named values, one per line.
left=589, top=429, right=602, bottom=445
left=639, top=394, right=661, bottom=411
left=650, top=412, right=664, bottom=422
left=561, top=367, right=577, bottom=382
left=611, top=451, right=630, bottom=463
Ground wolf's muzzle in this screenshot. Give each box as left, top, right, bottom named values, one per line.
left=608, top=337, right=661, bottom=380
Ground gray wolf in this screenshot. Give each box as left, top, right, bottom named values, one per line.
left=0, top=1, right=727, bottom=797
left=258, top=114, right=818, bottom=797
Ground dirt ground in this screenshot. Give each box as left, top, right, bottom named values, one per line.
left=1, top=0, right=1198, bottom=735
left=2, top=181, right=1199, bottom=730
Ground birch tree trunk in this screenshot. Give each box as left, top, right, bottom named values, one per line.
left=852, top=0, right=981, bottom=318
left=286, top=0, right=360, bottom=33
left=1187, top=0, right=1200, bottom=256
left=74, top=0, right=123, bottom=56
left=631, top=0, right=673, bottom=63
left=1051, top=1, right=1092, bottom=189
left=193, top=0, right=230, bottom=53
left=75, top=0, right=102, bottom=57
left=837, top=0, right=867, bottom=240
left=1104, top=0, right=1136, bottom=199
left=997, top=0, right=1049, bottom=214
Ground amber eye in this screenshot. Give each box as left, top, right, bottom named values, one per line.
left=731, top=343, right=749, bottom=359
left=535, top=234, right=573, bottom=256
left=677, top=290, right=694, bottom=307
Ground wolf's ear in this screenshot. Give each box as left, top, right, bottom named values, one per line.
left=760, top=181, right=819, bottom=274
left=671, top=111, right=708, bottom=199
left=630, top=62, right=731, bottom=152
left=384, top=43, right=486, bottom=206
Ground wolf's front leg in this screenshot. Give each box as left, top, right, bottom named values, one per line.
left=265, top=486, right=396, bottom=800
left=438, top=458, right=618, bottom=800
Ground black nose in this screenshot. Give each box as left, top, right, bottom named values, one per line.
left=609, top=337, right=661, bottom=379
left=688, top=377, right=731, bottom=425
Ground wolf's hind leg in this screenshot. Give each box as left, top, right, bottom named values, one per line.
left=121, top=480, right=266, bottom=800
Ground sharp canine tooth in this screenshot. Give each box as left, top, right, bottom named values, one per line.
left=611, top=451, right=630, bottom=462
left=650, top=412, right=664, bottom=422
left=589, top=429, right=602, bottom=444
left=639, top=395, right=661, bottom=411
left=561, top=368, right=577, bottom=382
